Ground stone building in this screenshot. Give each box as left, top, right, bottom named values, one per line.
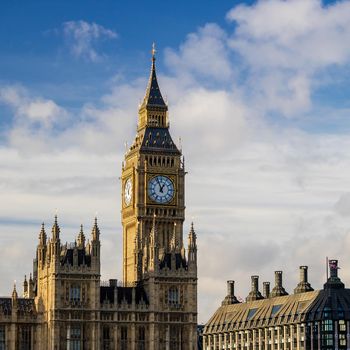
left=0, top=48, right=198, bottom=349
left=203, top=260, right=350, bottom=350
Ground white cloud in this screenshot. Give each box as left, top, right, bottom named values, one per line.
left=226, top=0, right=350, bottom=117
left=0, top=86, right=67, bottom=129
left=164, top=23, right=232, bottom=82
left=62, top=20, right=117, bottom=62
left=227, top=0, right=350, bottom=70
left=2, top=0, right=350, bottom=324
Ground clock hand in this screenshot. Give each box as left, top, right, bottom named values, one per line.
left=156, top=178, right=164, bottom=193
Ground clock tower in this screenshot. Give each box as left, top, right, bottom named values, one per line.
left=121, top=47, right=187, bottom=284
left=121, top=46, right=198, bottom=349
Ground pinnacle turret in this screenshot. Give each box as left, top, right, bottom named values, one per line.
left=91, top=217, right=100, bottom=241
left=77, top=224, right=86, bottom=248
left=12, top=282, right=18, bottom=301
left=39, top=222, right=47, bottom=245
left=52, top=215, right=60, bottom=240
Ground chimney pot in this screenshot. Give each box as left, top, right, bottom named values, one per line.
left=300, top=266, right=308, bottom=283
left=227, top=280, right=235, bottom=297
left=263, top=282, right=270, bottom=298
left=275, top=271, right=282, bottom=287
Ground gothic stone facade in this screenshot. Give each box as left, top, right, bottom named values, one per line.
left=0, top=51, right=198, bottom=350
left=203, top=261, right=350, bottom=350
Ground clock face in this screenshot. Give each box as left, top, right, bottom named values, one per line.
left=148, top=175, right=175, bottom=204
left=124, top=178, right=132, bottom=206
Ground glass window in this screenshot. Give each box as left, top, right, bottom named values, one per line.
left=67, top=326, right=81, bottom=350
left=168, top=287, right=179, bottom=306
left=271, top=305, right=282, bottom=315
left=0, top=326, right=5, bottom=350
left=103, top=326, right=111, bottom=350
left=339, top=320, right=346, bottom=332
left=19, top=326, right=31, bottom=350
left=170, top=327, right=180, bottom=350
left=69, top=285, right=81, bottom=302
left=121, top=326, right=128, bottom=350
left=247, top=309, right=258, bottom=320
left=137, top=326, right=146, bottom=350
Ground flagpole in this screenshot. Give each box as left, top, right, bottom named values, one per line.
left=326, top=256, right=329, bottom=280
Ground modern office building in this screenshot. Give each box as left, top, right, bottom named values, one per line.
left=203, top=260, right=349, bottom=350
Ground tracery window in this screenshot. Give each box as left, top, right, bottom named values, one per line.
left=69, top=285, right=81, bottom=302
left=168, top=287, right=179, bottom=306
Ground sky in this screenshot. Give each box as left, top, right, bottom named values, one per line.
left=1, top=0, right=350, bottom=323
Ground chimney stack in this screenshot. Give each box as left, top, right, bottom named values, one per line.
left=246, top=276, right=263, bottom=302
left=263, top=282, right=270, bottom=299
left=221, top=280, right=239, bottom=305
left=270, top=271, right=288, bottom=297
left=294, top=266, right=314, bottom=294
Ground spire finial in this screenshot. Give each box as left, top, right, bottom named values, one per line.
left=152, top=42, right=156, bottom=61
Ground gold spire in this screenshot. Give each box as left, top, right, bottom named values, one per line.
left=152, top=42, right=156, bottom=61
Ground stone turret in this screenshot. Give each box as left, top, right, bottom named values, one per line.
left=51, top=215, right=61, bottom=258
left=148, top=215, right=159, bottom=272
left=23, top=275, right=28, bottom=297
left=77, top=225, right=86, bottom=248
left=188, top=222, right=197, bottom=269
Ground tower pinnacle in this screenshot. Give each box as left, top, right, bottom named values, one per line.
left=137, top=44, right=168, bottom=130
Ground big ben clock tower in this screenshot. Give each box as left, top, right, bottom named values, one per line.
left=121, top=46, right=197, bottom=349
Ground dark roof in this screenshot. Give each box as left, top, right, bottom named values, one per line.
left=140, top=58, right=167, bottom=109
left=60, top=248, right=91, bottom=267
left=141, top=127, right=180, bottom=154
left=0, top=298, right=35, bottom=315
left=159, top=253, right=187, bottom=270
left=305, top=288, right=350, bottom=321
left=100, top=286, right=149, bottom=305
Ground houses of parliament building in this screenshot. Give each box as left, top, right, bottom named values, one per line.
left=0, top=50, right=198, bottom=349
left=2, top=47, right=350, bottom=350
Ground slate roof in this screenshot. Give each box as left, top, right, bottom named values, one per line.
left=60, top=248, right=91, bottom=267
left=0, top=298, right=35, bottom=315
left=159, top=253, right=187, bottom=270
left=100, top=286, right=149, bottom=305
left=140, top=127, right=180, bottom=154
left=140, top=56, right=167, bottom=109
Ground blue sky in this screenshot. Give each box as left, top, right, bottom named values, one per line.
left=2, top=0, right=350, bottom=323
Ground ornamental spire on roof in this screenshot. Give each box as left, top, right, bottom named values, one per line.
left=139, top=43, right=167, bottom=110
